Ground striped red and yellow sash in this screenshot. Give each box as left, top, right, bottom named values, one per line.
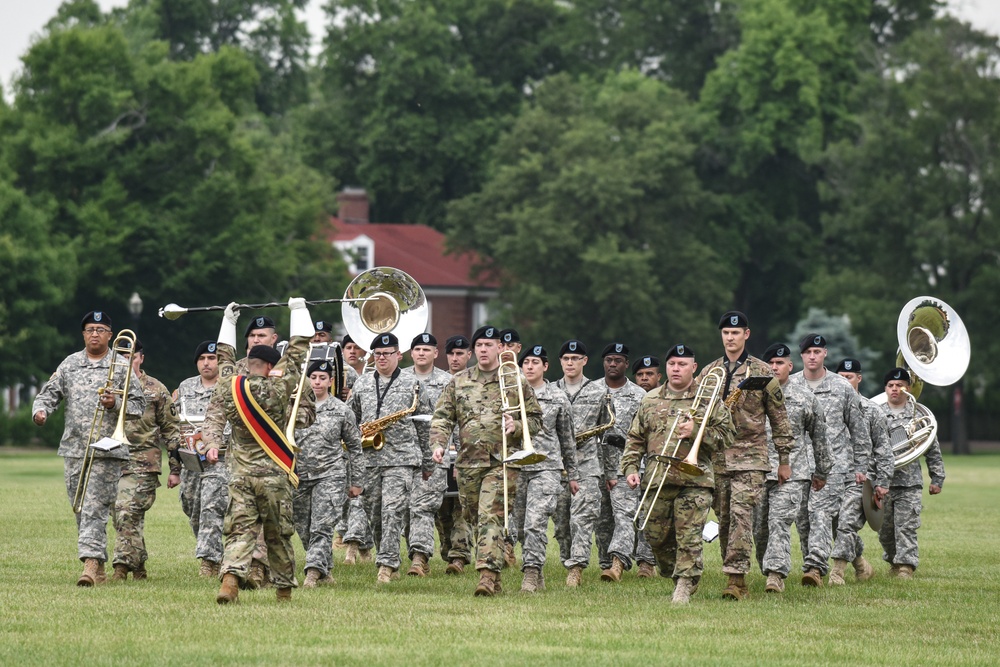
left=231, top=375, right=299, bottom=488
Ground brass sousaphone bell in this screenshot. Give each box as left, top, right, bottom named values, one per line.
left=342, top=267, right=428, bottom=355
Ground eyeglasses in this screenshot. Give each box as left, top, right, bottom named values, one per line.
left=372, top=351, right=398, bottom=358
left=83, top=328, right=112, bottom=335
left=561, top=355, right=586, bottom=363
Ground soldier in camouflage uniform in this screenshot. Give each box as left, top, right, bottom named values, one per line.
left=554, top=339, right=609, bottom=587
left=431, top=326, right=542, bottom=596
left=594, top=343, right=648, bottom=582
left=401, top=333, right=453, bottom=576
left=348, top=333, right=434, bottom=583
left=752, top=343, right=831, bottom=593
left=112, top=340, right=183, bottom=580
left=630, top=355, right=662, bottom=576
left=790, top=334, right=866, bottom=587
left=624, top=344, right=735, bottom=604
left=294, top=360, right=364, bottom=587
left=174, top=340, right=227, bottom=577
left=32, top=311, right=146, bottom=586
left=516, top=345, right=579, bottom=592
left=436, top=335, right=474, bottom=572
left=829, top=359, right=893, bottom=584
left=698, top=311, right=792, bottom=600
left=878, top=368, right=945, bottom=578
left=203, top=299, right=314, bottom=603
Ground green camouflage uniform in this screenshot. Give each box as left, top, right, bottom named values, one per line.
left=623, top=380, right=734, bottom=580
left=430, top=365, right=542, bottom=573
left=32, top=347, right=146, bottom=562
left=201, top=337, right=310, bottom=588
left=113, top=371, right=182, bottom=571
left=698, top=352, right=792, bottom=575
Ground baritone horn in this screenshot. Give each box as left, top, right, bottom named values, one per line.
left=73, top=329, right=137, bottom=514
left=633, top=366, right=724, bottom=531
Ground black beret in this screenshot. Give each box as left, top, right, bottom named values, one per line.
left=342, top=334, right=355, bottom=346
left=121, top=338, right=143, bottom=354
left=762, top=343, right=792, bottom=362
left=248, top=345, right=281, bottom=366
left=471, top=325, right=500, bottom=343
left=411, top=333, right=437, bottom=348
left=314, top=320, right=333, bottom=334
left=81, top=311, right=112, bottom=330
left=307, top=360, right=334, bottom=376
left=836, top=358, right=862, bottom=374
left=371, top=333, right=399, bottom=350
left=718, top=310, right=749, bottom=329
left=499, top=328, right=520, bottom=344
left=883, top=367, right=911, bottom=386
left=631, top=356, right=660, bottom=374
left=559, top=340, right=587, bottom=357
left=665, top=344, right=695, bottom=361
left=601, top=342, right=629, bottom=358
left=799, top=333, right=827, bottom=353
left=445, top=335, right=470, bottom=353
left=520, top=345, right=547, bottom=364
left=194, top=340, right=218, bottom=362
left=244, top=316, right=276, bottom=337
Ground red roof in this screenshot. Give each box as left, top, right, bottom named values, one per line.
left=328, top=221, right=499, bottom=290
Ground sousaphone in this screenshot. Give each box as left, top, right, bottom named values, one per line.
left=342, top=267, right=429, bottom=354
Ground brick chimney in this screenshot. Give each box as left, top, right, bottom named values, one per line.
left=337, top=187, right=370, bottom=224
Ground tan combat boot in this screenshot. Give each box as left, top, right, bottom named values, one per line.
left=358, top=548, right=374, bottom=563
left=276, top=587, right=292, bottom=602
left=503, top=542, right=517, bottom=569
left=601, top=556, right=625, bottom=583
left=216, top=573, right=240, bottom=604
left=333, top=534, right=345, bottom=550
left=537, top=568, right=546, bottom=591
left=303, top=568, right=321, bottom=589
left=343, top=542, right=359, bottom=565
left=636, top=561, right=656, bottom=579
left=445, top=558, right=465, bottom=575
left=244, top=561, right=266, bottom=590
left=889, top=564, right=901, bottom=577
left=494, top=570, right=503, bottom=595
left=521, top=567, right=540, bottom=593
left=765, top=572, right=785, bottom=593
left=199, top=559, right=220, bottom=578
left=112, top=564, right=130, bottom=582
left=318, top=573, right=335, bottom=586
left=721, top=574, right=747, bottom=600
left=77, top=558, right=100, bottom=587
left=672, top=577, right=695, bottom=604
left=407, top=553, right=429, bottom=577
left=566, top=565, right=583, bottom=588
left=829, top=559, right=848, bottom=586
left=801, top=567, right=823, bottom=587
left=474, top=569, right=496, bottom=597
left=132, top=564, right=147, bottom=581
left=376, top=565, right=396, bottom=584
left=853, top=556, right=874, bottom=581
left=897, top=564, right=914, bottom=580
left=94, top=562, right=107, bottom=585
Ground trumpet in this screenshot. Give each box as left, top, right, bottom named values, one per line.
left=633, top=367, right=725, bottom=531
left=73, top=330, right=137, bottom=514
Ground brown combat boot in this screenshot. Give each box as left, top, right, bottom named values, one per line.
left=494, top=570, right=503, bottom=595
left=721, top=574, right=747, bottom=600
left=896, top=564, right=914, bottom=580
left=538, top=568, right=546, bottom=591
left=343, top=542, right=359, bottom=565
left=376, top=565, right=396, bottom=584
left=829, top=559, right=848, bottom=586
left=503, top=541, right=517, bottom=569
left=407, top=553, right=429, bottom=577
left=132, top=564, right=147, bottom=581
left=601, top=556, right=625, bottom=583
left=672, top=577, right=695, bottom=604
left=333, top=534, right=345, bottom=550
left=889, top=564, right=901, bottom=577
left=802, top=567, right=823, bottom=587
left=303, top=568, right=321, bottom=589
left=358, top=548, right=374, bottom=563
left=94, top=562, right=107, bottom=585
left=765, top=572, right=785, bottom=593
left=77, top=558, right=100, bottom=587
left=445, top=558, right=465, bottom=575
left=244, top=561, right=266, bottom=590
left=853, top=556, right=874, bottom=581
left=474, top=569, right=497, bottom=597
left=566, top=565, right=583, bottom=588
left=521, top=567, right=539, bottom=593
left=636, top=561, right=656, bottom=579
left=276, top=587, right=292, bottom=602
left=112, top=564, right=130, bottom=582
left=199, top=559, right=220, bottom=578
left=216, top=573, right=240, bottom=604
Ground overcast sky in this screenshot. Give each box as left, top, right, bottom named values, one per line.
left=3, top=0, right=1000, bottom=101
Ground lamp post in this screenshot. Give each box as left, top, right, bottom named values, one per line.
left=128, top=291, right=143, bottom=326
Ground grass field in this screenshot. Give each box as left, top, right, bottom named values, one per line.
left=1, top=452, right=998, bottom=666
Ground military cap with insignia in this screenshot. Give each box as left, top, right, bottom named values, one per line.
left=762, top=343, right=792, bottom=362
left=883, top=367, right=911, bottom=386
left=520, top=344, right=547, bottom=364
left=307, top=360, right=334, bottom=376
left=81, top=310, right=112, bottom=330
left=314, top=320, right=333, bottom=334
left=631, top=355, right=660, bottom=374
left=194, top=340, right=218, bottom=362
left=445, top=335, right=471, bottom=353
left=121, top=338, right=143, bottom=354
left=471, top=325, right=500, bottom=343
left=799, top=333, right=827, bottom=353
left=411, top=332, right=437, bottom=349
left=601, top=342, right=629, bottom=358
left=836, top=358, right=862, bottom=374
left=559, top=339, right=587, bottom=357
left=248, top=345, right=281, bottom=365
left=342, top=334, right=355, bottom=346
left=371, top=333, right=399, bottom=350
left=244, top=315, right=276, bottom=337
left=665, top=344, right=695, bottom=361
left=499, top=328, right=520, bottom=344
left=718, top=310, right=749, bottom=329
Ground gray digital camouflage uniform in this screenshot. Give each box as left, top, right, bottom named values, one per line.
left=32, top=347, right=146, bottom=563
left=174, top=376, right=215, bottom=537
left=878, top=400, right=945, bottom=570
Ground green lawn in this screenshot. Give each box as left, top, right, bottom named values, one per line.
left=0, top=452, right=997, bottom=666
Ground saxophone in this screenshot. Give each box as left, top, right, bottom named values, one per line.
left=360, top=385, right=420, bottom=450
left=574, top=393, right=616, bottom=444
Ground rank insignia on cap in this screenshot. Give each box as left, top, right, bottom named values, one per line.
left=814, top=336, right=822, bottom=346
left=94, top=312, right=103, bottom=322
left=730, top=315, right=738, bottom=326
left=615, top=344, right=623, bottom=353
left=256, top=317, right=265, bottom=327
left=421, top=334, right=430, bottom=343
left=677, top=346, right=684, bottom=356
left=381, top=335, right=390, bottom=346
left=844, top=360, right=853, bottom=370
left=777, top=348, right=785, bottom=356
left=208, top=343, right=216, bottom=353
left=486, top=327, right=495, bottom=337
left=533, top=346, right=543, bottom=355
left=569, top=342, right=577, bottom=352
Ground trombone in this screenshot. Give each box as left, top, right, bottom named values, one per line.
left=497, top=350, right=545, bottom=540
left=73, top=329, right=137, bottom=514
left=633, top=367, right=725, bottom=531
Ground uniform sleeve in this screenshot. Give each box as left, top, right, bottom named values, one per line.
left=156, top=384, right=183, bottom=475
left=764, top=377, right=793, bottom=464
left=702, top=400, right=735, bottom=458
left=347, top=380, right=363, bottom=428
left=201, top=343, right=236, bottom=451
left=430, top=380, right=458, bottom=450
left=845, top=389, right=867, bottom=474
left=622, top=404, right=647, bottom=478
left=516, top=378, right=543, bottom=442
left=556, top=399, right=579, bottom=481
left=32, top=365, right=66, bottom=417
left=868, top=409, right=894, bottom=489
left=923, top=438, right=946, bottom=488
left=807, top=394, right=832, bottom=480
left=415, top=383, right=434, bottom=473
left=340, top=408, right=364, bottom=489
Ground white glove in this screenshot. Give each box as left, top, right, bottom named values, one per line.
left=218, top=301, right=239, bottom=348
left=288, top=296, right=312, bottom=338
